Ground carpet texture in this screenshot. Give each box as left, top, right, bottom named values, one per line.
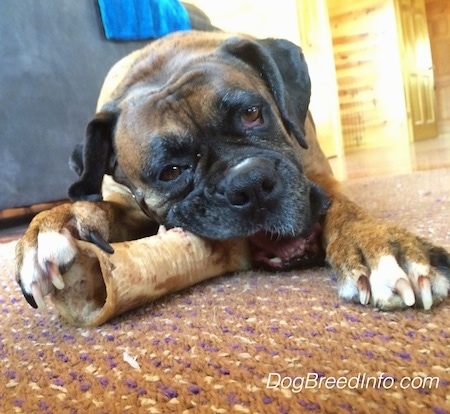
left=1, top=169, right=449, bottom=414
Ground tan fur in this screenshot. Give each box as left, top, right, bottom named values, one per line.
left=16, top=31, right=449, bottom=312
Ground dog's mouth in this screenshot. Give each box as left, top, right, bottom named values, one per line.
left=248, top=222, right=324, bottom=270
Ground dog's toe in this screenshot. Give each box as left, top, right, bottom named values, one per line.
left=15, top=201, right=116, bottom=310
left=339, top=255, right=450, bottom=310
left=368, top=255, right=415, bottom=309
left=17, top=230, right=78, bottom=310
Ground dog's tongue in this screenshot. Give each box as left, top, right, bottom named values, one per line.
left=249, top=222, right=324, bottom=270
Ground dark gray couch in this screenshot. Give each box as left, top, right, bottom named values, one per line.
left=0, top=1, right=214, bottom=211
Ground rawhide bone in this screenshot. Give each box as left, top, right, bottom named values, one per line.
left=51, top=228, right=251, bottom=326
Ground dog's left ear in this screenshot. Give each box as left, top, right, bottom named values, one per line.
left=68, top=110, right=118, bottom=201
left=222, top=37, right=311, bottom=149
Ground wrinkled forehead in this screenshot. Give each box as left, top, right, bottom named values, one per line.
left=120, top=58, right=270, bottom=124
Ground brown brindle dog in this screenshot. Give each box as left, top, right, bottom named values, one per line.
left=15, top=31, right=450, bottom=312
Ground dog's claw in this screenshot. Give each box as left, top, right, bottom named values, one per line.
left=20, top=282, right=38, bottom=309
left=88, top=230, right=114, bottom=254
left=357, top=275, right=370, bottom=305
left=395, top=278, right=415, bottom=307
left=31, top=282, right=47, bottom=311
left=45, top=261, right=65, bottom=290
left=418, top=276, right=433, bottom=310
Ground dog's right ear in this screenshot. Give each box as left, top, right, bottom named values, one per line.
left=68, top=110, right=118, bottom=201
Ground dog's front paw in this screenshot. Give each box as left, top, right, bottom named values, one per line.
left=325, top=202, right=450, bottom=310
left=15, top=202, right=114, bottom=310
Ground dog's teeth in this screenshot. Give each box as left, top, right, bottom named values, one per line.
left=158, top=225, right=167, bottom=235
left=269, top=257, right=282, bottom=264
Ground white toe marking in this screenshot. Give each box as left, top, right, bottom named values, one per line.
left=338, top=276, right=359, bottom=302
left=20, top=232, right=77, bottom=301
left=405, top=261, right=449, bottom=302
left=370, top=255, right=414, bottom=306
left=37, top=232, right=77, bottom=269
left=431, top=271, right=450, bottom=298
left=406, top=261, right=430, bottom=281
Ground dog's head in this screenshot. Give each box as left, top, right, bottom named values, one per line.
left=69, top=31, right=330, bottom=269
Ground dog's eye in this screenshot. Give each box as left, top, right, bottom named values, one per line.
left=241, top=106, right=263, bottom=129
left=159, top=165, right=187, bottom=181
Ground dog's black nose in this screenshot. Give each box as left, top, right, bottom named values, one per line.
left=222, top=157, right=281, bottom=213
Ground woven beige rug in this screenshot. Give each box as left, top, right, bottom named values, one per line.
left=1, top=169, right=449, bottom=414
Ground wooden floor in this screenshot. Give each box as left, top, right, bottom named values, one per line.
left=330, top=132, right=450, bottom=181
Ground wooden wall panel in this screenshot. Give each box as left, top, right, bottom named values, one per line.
left=296, top=0, right=343, bottom=157
left=327, top=0, right=409, bottom=151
